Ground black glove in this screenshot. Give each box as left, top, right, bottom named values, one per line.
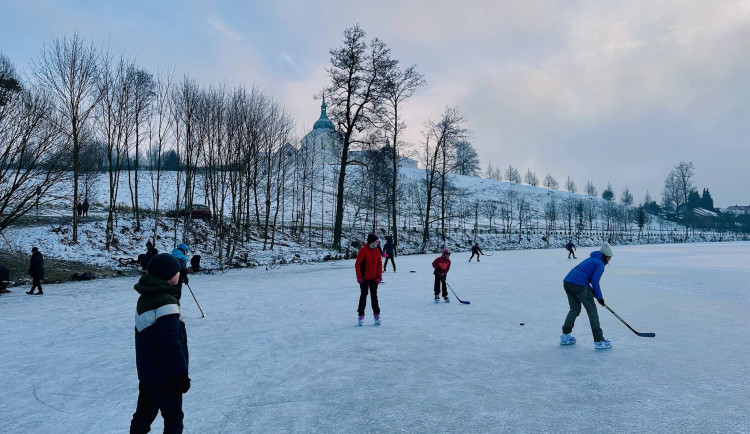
left=171, top=374, right=191, bottom=394
left=183, top=275, right=189, bottom=284
left=597, top=298, right=605, bottom=306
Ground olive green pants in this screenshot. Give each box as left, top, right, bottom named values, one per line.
left=562, top=281, right=604, bottom=342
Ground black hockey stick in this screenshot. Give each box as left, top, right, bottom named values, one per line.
left=603, top=303, right=654, bottom=337
left=441, top=277, right=470, bottom=304
left=185, top=282, right=206, bottom=317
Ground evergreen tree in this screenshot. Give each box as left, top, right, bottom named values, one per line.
left=602, top=183, right=615, bottom=202
left=700, top=188, right=715, bottom=211
left=687, top=190, right=701, bottom=208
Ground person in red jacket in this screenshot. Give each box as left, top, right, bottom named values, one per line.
left=432, top=248, right=452, bottom=302
left=355, top=234, right=383, bottom=326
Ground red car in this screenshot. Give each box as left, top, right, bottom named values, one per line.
left=166, top=204, right=212, bottom=221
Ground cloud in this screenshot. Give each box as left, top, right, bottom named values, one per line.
left=279, top=52, right=295, bottom=68
left=207, top=16, right=244, bottom=43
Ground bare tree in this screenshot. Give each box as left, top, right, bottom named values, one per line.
left=325, top=25, right=396, bottom=250
left=94, top=55, right=133, bottom=250
left=0, top=58, right=67, bottom=233
left=147, top=67, right=175, bottom=244
left=128, top=66, right=155, bottom=231
left=565, top=176, right=577, bottom=193
left=382, top=63, right=425, bottom=251
left=585, top=180, right=597, bottom=197
left=543, top=174, right=559, bottom=190
left=505, top=165, right=521, bottom=183
left=32, top=33, right=102, bottom=243
left=663, top=161, right=695, bottom=235
left=419, top=106, right=467, bottom=250
left=482, top=200, right=501, bottom=231
left=524, top=169, right=538, bottom=186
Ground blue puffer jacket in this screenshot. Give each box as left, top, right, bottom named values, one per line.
left=564, top=251, right=607, bottom=300
left=171, top=248, right=189, bottom=271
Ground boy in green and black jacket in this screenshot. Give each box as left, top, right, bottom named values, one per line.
left=130, top=253, right=190, bottom=433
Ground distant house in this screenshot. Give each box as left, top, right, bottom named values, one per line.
left=726, top=205, right=750, bottom=215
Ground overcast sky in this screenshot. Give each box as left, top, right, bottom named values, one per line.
left=3, top=0, right=749, bottom=207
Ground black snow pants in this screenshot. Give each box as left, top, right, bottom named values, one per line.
left=130, top=382, right=184, bottom=434
left=357, top=280, right=380, bottom=316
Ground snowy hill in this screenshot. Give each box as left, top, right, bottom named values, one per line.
left=0, top=167, right=740, bottom=282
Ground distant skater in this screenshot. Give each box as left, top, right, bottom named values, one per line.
left=27, top=247, right=44, bottom=295
left=432, top=249, right=452, bottom=302
left=560, top=243, right=613, bottom=349
left=469, top=242, right=483, bottom=262
left=82, top=199, right=89, bottom=217
left=355, top=234, right=383, bottom=326
left=170, top=243, right=190, bottom=300
left=76, top=202, right=83, bottom=217
left=382, top=236, right=396, bottom=272
left=565, top=241, right=577, bottom=259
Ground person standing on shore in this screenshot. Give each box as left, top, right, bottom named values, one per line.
left=27, top=247, right=44, bottom=295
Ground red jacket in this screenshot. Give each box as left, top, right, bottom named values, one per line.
left=432, top=255, right=451, bottom=275
left=356, top=245, right=383, bottom=280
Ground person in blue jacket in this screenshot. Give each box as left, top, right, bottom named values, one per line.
left=170, top=243, right=190, bottom=300
left=130, top=253, right=190, bottom=433
left=560, top=243, right=613, bottom=349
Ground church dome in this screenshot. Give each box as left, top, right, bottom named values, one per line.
left=313, top=96, right=335, bottom=130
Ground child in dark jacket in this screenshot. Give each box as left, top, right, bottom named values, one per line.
left=432, top=249, right=452, bottom=302
left=382, top=237, right=396, bottom=272
left=130, top=253, right=190, bottom=433
left=355, top=234, right=383, bottom=326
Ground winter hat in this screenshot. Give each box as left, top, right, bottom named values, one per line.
left=177, top=243, right=189, bottom=252
left=31, top=247, right=39, bottom=253
left=599, top=242, right=614, bottom=257
left=147, top=253, right=181, bottom=281
left=442, top=248, right=451, bottom=255
left=367, top=234, right=379, bottom=244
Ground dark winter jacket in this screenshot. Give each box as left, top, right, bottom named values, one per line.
left=432, top=255, right=451, bottom=276
left=139, top=246, right=159, bottom=270
left=355, top=245, right=383, bottom=281
left=29, top=251, right=44, bottom=280
left=565, top=242, right=575, bottom=251
left=564, top=251, right=607, bottom=300
left=471, top=244, right=482, bottom=255
left=383, top=241, right=395, bottom=257
left=134, top=274, right=189, bottom=384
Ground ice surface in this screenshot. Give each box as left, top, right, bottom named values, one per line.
left=1, top=243, right=748, bottom=433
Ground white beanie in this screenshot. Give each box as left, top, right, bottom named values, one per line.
left=600, top=242, right=613, bottom=257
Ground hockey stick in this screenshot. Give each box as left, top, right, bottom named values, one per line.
left=185, top=282, right=206, bottom=317
left=441, top=277, right=470, bottom=304
left=602, top=303, right=654, bottom=337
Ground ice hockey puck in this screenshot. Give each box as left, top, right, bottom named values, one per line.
left=410, top=270, right=416, bottom=273
left=520, top=323, right=524, bottom=326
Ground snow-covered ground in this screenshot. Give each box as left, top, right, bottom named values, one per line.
left=1, top=242, right=748, bottom=433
